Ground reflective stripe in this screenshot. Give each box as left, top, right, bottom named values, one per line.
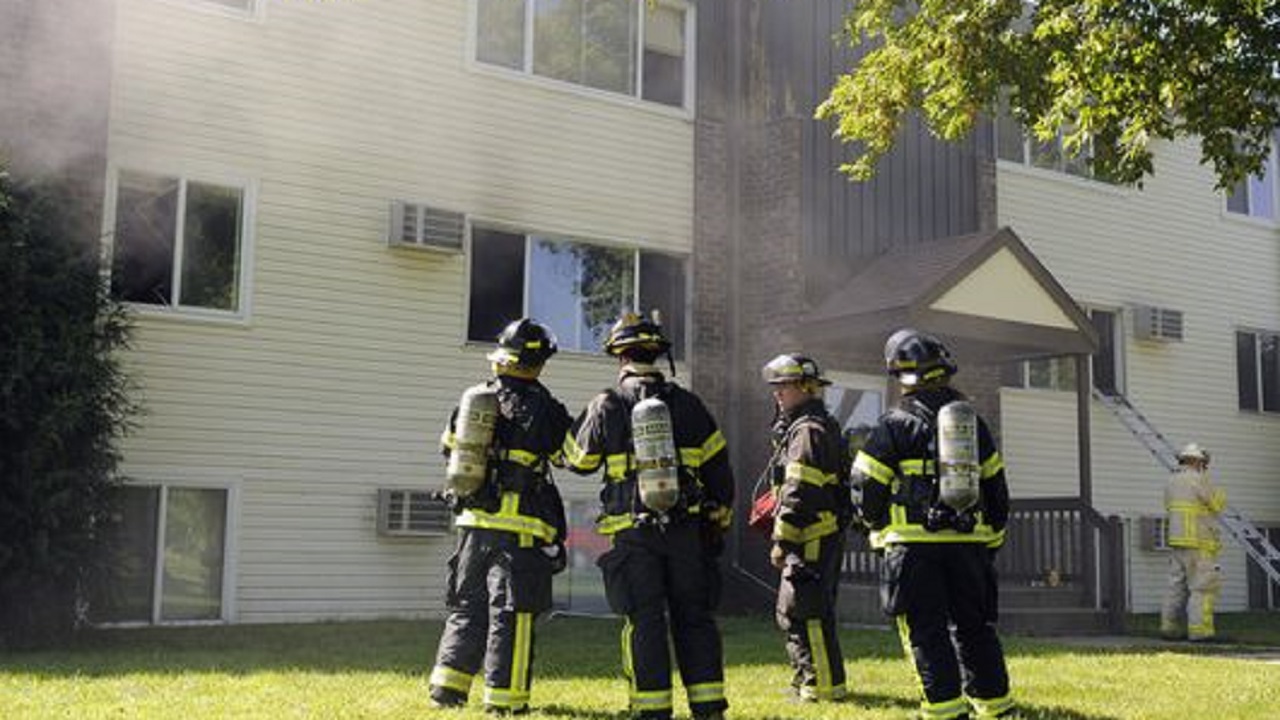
left=773, top=511, right=839, bottom=543
left=597, top=513, right=635, bottom=535
left=707, top=505, right=733, bottom=530
left=785, top=462, right=836, bottom=487
left=686, top=681, right=725, bottom=704
left=970, top=692, right=1015, bottom=718
left=483, top=686, right=530, bottom=709
left=899, top=459, right=936, bottom=476
left=455, top=492, right=557, bottom=542
left=806, top=619, right=831, bottom=699
left=621, top=619, right=636, bottom=691
left=803, top=538, right=820, bottom=563
left=501, top=448, right=540, bottom=467
left=510, top=611, right=532, bottom=697
left=701, top=430, right=726, bottom=461
left=981, top=452, right=1004, bottom=479
left=631, top=689, right=674, bottom=710
left=440, top=429, right=458, bottom=451
left=679, top=447, right=703, bottom=467
left=872, top=522, right=1002, bottom=545
left=853, top=451, right=895, bottom=485
left=1207, top=488, right=1227, bottom=512
left=606, top=454, right=631, bottom=481
left=562, top=433, right=600, bottom=471
left=921, top=696, right=970, bottom=718
left=429, top=665, right=474, bottom=693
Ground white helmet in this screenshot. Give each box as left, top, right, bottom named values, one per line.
left=1176, top=443, right=1210, bottom=463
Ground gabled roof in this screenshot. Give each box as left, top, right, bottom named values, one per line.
left=801, top=226, right=1097, bottom=364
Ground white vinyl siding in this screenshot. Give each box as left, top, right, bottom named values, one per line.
left=109, top=0, right=692, bottom=622
left=998, top=140, right=1280, bottom=613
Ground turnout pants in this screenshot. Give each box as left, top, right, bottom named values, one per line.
left=775, top=532, right=847, bottom=701
left=1161, top=547, right=1222, bottom=641
left=430, top=527, right=553, bottom=711
left=597, top=521, right=727, bottom=718
left=882, top=542, right=1013, bottom=719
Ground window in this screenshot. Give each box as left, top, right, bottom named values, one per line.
left=92, top=485, right=230, bottom=624
left=1226, top=145, right=1277, bottom=220
left=1238, top=329, right=1280, bottom=412
left=1021, top=356, right=1078, bottom=392
left=993, top=99, right=1108, bottom=181
left=174, top=0, right=261, bottom=18
left=467, top=227, right=687, bottom=357
left=474, top=0, right=690, bottom=109
left=110, top=170, right=250, bottom=314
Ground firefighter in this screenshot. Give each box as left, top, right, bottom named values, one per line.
left=562, top=312, right=734, bottom=720
left=760, top=353, right=853, bottom=702
left=850, top=329, right=1014, bottom=720
left=428, top=318, right=572, bottom=714
left=1160, top=443, right=1227, bottom=642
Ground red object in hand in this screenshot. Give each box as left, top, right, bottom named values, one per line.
left=747, top=488, right=777, bottom=537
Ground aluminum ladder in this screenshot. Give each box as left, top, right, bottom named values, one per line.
left=1095, top=390, right=1280, bottom=586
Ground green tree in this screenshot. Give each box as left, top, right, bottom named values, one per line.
left=0, top=165, right=136, bottom=649
left=817, top=0, right=1280, bottom=189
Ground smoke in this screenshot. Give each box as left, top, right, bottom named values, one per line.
left=0, top=0, right=115, bottom=180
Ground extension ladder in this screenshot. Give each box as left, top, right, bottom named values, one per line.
left=1095, top=390, right=1280, bottom=586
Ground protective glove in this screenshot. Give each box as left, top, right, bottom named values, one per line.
left=769, top=543, right=787, bottom=570
left=541, top=542, right=568, bottom=575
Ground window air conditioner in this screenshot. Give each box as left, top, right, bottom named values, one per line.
left=1132, top=305, right=1184, bottom=342
left=388, top=201, right=466, bottom=253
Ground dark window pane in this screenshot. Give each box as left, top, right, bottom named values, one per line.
left=180, top=182, right=242, bottom=310
left=477, top=0, right=525, bottom=70
left=1262, top=334, right=1280, bottom=412
left=468, top=228, right=526, bottom=342
left=1227, top=180, right=1250, bottom=214
left=1238, top=331, right=1259, bottom=411
left=112, top=172, right=178, bottom=305
left=1090, top=310, right=1117, bottom=395
left=639, top=252, right=686, bottom=360
left=642, top=5, right=683, bottom=106
left=91, top=486, right=160, bottom=623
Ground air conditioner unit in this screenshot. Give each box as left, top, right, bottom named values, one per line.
left=1132, top=305, right=1184, bottom=342
left=388, top=201, right=466, bottom=253
left=1138, top=515, right=1170, bottom=552
left=376, top=488, right=451, bottom=537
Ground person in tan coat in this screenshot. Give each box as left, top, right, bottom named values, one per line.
left=1160, top=443, right=1227, bottom=642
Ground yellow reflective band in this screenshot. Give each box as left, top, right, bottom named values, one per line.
left=686, top=682, right=725, bottom=703
left=631, top=689, right=674, bottom=710
left=803, top=538, right=820, bottom=563
left=621, top=619, right=636, bottom=688
left=562, top=433, right=600, bottom=470
left=525, top=340, right=542, bottom=348
left=430, top=665, right=474, bottom=693
left=483, top=687, right=530, bottom=709
left=898, top=459, right=936, bottom=476
left=785, top=462, right=836, bottom=486
left=986, top=527, right=1006, bottom=549
left=981, top=452, right=1004, bottom=479
left=921, top=696, right=969, bottom=719
left=511, top=611, right=532, bottom=695
left=679, top=447, right=704, bottom=467
left=440, top=429, right=458, bottom=450
left=707, top=505, right=733, bottom=530
left=597, top=514, right=636, bottom=535
left=455, top=493, right=557, bottom=542
left=1208, top=489, right=1227, bottom=512
left=773, top=512, right=839, bottom=543
left=701, top=430, right=727, bottom=461
left=807, top=619, right=831, bottom=697
left=606, top=454, right=632, bottom=480
left=970, top=692, right=1015, bottom=718
left=874, top=522, right=1001, bottom=545
left=854, top=451, right=895, bottom=485
left=501, top=448, right=540, bottom=467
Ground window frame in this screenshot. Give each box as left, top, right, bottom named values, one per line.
left=466, top=0, right=696, bottom=116
left=464, top=220, right=690, bottom=358
left=1237, top=327, right=1280, bottom=414
left=164, top=0, right=265, bottom=21
left=95, top=479, right=239, bottom=627
left=1224, top=142, right=1280, bottom=224
left=103, top=165, right=257, bottom=324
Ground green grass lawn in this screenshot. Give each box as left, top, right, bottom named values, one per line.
left=2, top=614, right=1278, bottom=719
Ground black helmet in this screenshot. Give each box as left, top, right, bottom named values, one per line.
left=761, top=353, right=831, bottom=386
left=884, top=328, right=957, bottom=386
left=488, top=318, right=558, bottom=367
left=604, top=312, right=671, bottom=358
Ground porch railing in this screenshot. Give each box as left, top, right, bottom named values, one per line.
left=842, top=497, right=1126, bottom=630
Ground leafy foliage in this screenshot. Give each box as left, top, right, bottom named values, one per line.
left=817, top=0, right=1280, bottom=188
left=0, top=165, right=136, bottom=649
